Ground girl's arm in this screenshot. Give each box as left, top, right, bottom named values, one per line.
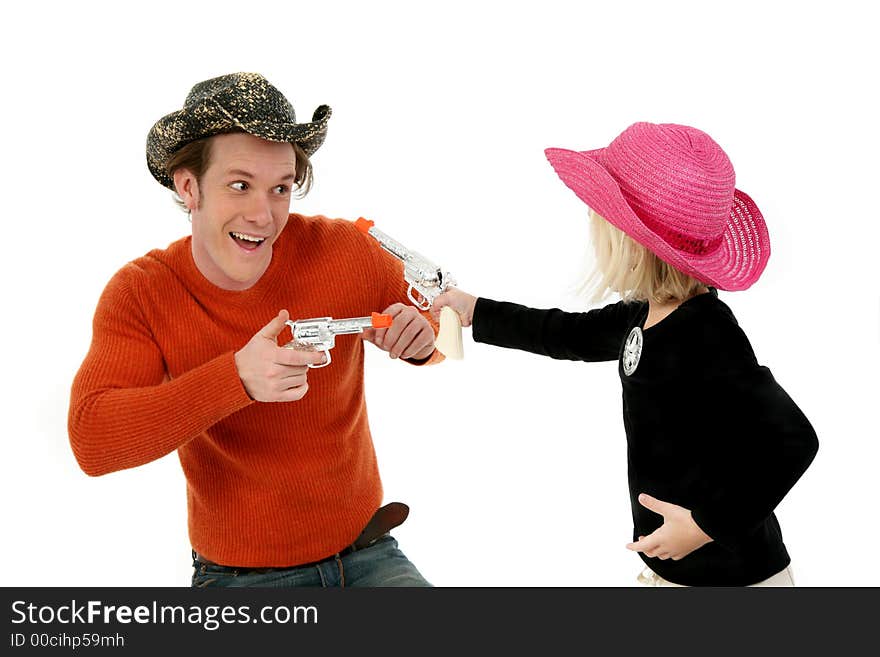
left=691, top=367, right=819, bottom=550
left=433, top=289, right=639, bottom=362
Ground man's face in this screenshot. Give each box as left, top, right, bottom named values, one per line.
left=184, top=132, right=297, bottom=290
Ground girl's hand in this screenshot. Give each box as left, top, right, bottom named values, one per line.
left=431, top=288, right=478, bottom=327
left=626, top=494, right=713, bottom=560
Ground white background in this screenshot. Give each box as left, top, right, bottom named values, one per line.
left=2, top=0, right=877, bottom=587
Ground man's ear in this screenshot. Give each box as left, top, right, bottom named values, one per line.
left=172, top=168, right=200, bottom=211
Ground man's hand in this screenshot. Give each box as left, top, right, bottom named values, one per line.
left=431, top=288, right=477, bottom=327
left=625, top=493, right=713, bottom=561
left=234, top=309, right=326, bottom=402
left=362, top=303, right=435, bottom=360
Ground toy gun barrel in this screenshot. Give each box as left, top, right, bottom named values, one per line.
left=355, top=217, right=464, bottom=360
left=285, top=313, right=393, bottom=367
left=355, top=217, right=451, bottom=310
left=325, top=313, right=393, bottom=335
left=355, top=218, right=411, bottom=262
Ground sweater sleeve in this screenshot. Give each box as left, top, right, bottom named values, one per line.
left=690, top=367, right=819, bottom=550
left=68, top=266, right=254, bottom=476
left=472, top=297, right=639, bottom=362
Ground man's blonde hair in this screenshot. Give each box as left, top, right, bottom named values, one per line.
left=585, top=210, right=706, bottom=303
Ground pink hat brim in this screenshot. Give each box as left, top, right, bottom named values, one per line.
left=545, top=148, right=770, bottom=291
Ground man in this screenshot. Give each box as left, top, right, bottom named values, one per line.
left=68, top=72, right=442, bottom=587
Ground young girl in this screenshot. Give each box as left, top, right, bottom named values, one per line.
left=433, top=122, right=818, bottom=587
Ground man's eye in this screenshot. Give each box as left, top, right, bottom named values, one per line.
left=230, top=181, right=248, bottom=191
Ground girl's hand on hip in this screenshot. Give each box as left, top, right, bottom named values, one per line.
left=626, top=493, right=713, bottom=561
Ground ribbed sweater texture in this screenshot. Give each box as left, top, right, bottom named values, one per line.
left=69, top=214, right=441, bottom=567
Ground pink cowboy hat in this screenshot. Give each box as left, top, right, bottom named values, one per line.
left=545, top=122, right=770, bottom=290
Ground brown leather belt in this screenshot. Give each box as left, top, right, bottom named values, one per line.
left=192, top=502, right=409, bottom=571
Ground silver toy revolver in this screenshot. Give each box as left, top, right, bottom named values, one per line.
left=355, top=217, right=455, bottom=310
left=284, top=312, right=393, bottom=368
left=355, top=217, right=464, bottom=360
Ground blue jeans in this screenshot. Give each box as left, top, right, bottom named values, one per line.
left=190, top=535, right=431, bottom=588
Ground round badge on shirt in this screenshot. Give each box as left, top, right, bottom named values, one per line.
left=622, top=326, right=643, bottom=376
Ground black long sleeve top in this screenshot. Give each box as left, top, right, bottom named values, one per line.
left=472, top=289, right=818, bottom=586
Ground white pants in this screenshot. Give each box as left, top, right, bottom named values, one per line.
left=637, top=565, right=795, bottom=587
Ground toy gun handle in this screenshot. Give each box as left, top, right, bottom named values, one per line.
left=435, top=305, right=464, bottom=360
left=282, top=335, right=334, bottom=368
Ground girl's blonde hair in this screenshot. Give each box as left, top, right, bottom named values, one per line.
left=585, top=210, right=706, bottom=304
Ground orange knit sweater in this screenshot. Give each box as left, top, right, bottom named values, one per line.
left=69, top=214, right=442, bottom=567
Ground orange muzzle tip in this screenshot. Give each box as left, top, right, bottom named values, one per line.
left=371, top=312, right=393, bottom=329
left=355, top=217, right=375, bottom=234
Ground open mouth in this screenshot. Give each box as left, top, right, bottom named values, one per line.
left=229, top=231, right=268, bottom=251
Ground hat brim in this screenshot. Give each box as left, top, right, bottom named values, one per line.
left=544, top=147, right=770, bottom=291
left=147, top=104, right=331, bottom=190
